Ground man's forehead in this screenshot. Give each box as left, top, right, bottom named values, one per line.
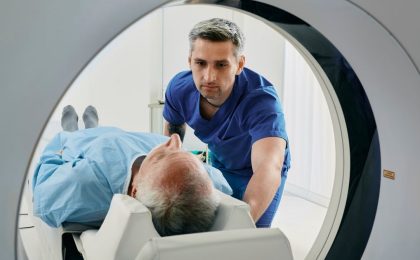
left=168, top=152, right=205, bottom=171
left=170, top=150, right=200, bottom=160
left=159, top=153, right=204, bottom=180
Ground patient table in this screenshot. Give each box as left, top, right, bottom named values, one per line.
left=41, top=190, right=294, bottom=259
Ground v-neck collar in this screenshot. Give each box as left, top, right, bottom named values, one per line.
left=193, top=74, right=246, bottom=128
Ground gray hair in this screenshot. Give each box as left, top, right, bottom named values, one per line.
left=189, top=18, right=245, bottom=57
left=136, top=168, right=220, bottom=236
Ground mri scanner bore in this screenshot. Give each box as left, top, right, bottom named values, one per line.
left=19, top=4, right=338, bottom=260
left=18, top=0, right=417, bottom=259
left=3, top=0, right=418, bottom=259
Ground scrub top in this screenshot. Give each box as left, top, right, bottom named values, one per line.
left=32, top=127, right=232, bottom=228
left=163, top=67, right=291, bottom=182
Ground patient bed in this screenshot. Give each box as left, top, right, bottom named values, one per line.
left=33, top=190, right=293, bottom=260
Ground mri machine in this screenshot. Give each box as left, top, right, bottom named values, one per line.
left=1, top=0, right=419, bottom=259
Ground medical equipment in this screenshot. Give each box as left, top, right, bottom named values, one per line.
left=1, top=0, right=419, bottom=259
left=44, top=191, right=293, bottom=259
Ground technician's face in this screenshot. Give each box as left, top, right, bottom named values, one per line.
left=189, top=38, right=245, bottom=106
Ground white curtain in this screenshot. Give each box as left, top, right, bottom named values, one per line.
left=282, top=42, right=335, bottom=207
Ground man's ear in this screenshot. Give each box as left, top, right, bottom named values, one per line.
left=236, top=55, right=245, bottom=75
left=188, top=55, right=192, bottom=69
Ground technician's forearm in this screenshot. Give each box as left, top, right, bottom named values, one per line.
left=246, top=137, right=286, bottom=222
left=242, top=167, right=281, bottom=222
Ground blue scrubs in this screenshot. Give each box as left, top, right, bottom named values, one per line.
left=32, top=127, right=232, bottom=228
left=163, top=67, right=291, bottom=227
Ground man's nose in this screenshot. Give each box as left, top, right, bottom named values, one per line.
left=168, top=134, right=182, bottom=149
left=203, top=66, right=216, bottom=82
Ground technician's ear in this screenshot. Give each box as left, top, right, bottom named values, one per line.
left=188, top=56, right=192, bottom=68
left=236, top=55, right=245, bottom=75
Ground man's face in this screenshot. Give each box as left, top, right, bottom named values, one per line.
left=132, top=134, right=206, bottom=194
left=189, top=38, right=245, bottom=106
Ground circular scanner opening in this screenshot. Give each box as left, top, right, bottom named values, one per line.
left=19, top=2, right=379, bottom=260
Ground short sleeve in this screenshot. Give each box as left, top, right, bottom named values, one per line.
left=244, top=88, right=288, bottom=145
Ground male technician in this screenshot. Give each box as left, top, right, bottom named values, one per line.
left=163, top=18, right=291, bottom=227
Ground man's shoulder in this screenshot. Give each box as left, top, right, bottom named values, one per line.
left=168, top=70, right=194, bottom=91
left=239, top=68, right=279, bottom=99
left=240, top=67, right=271, bottom=88
left=165, top=71, right=196, bottom=108
left=235, top=71, right=282, bottom=118
left=241, top=67, right=261, bottom=78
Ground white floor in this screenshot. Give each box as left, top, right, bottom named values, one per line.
left=272, top=192, right=328, bottom=260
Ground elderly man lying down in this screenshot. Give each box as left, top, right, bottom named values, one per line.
left=32, top=105, right=231, bottom=236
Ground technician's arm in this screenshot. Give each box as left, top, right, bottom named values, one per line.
left=163, top=120, right=186, bottom=142
left=242, top=137, right=286, bottom=222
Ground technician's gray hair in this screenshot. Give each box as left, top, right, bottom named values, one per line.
left=189, top=18, right=245, bottom=57
left=136, top=168, right=220, bottom=236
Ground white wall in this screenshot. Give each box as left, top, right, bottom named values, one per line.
left=49, top=8, right=164, bottom=133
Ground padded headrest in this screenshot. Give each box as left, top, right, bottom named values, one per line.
left=79, top=194, right=160, bottom=260
left=211, top=190, right=255, bottom=230
left=78, top=192, right=260, bottom=260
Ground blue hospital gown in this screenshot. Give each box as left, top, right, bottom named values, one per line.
left=32, top=127, right=231, bottom=228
